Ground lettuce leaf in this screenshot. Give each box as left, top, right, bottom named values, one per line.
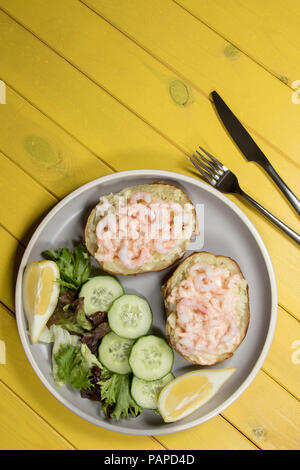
left=43, top=243, right=91, bottom=290
left=80, top=343, right=102, bottom=370
left=54, top=345, right=92, bottom=390
left=50, top=325, right=95, bottom=390
left=100, top=372, right=142, bottom=420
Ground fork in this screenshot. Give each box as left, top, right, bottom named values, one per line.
left=189, top=146, right=300, bottom=245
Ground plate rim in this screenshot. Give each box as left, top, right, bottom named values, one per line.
left=15, top=169, right=278, bottom=436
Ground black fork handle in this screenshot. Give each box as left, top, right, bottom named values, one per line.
left=239, top=190, right=300, bottom=245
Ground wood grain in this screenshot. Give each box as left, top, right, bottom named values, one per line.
left=0, top=86, right=112, bottom=199
left=0, top=379, right=74, bottom=449
left=0, top=0, right=298, bottom=450
left=175, top=0, right=300, bottom=87
left=262, top=308, right=300, bottom=400
left=0, top=225, right=23, bottom=311
left=0, top=151, right=57, bottom=243
left=222, top=371, right=300, bottom=450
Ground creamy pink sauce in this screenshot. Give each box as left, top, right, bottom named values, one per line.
left=95, top=192, right=187, bottom=269
left=167, top=262, right=241, bottom=364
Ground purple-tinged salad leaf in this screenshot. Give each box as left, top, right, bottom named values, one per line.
left=80, top=321, right=111, bottom=355
left=89, top=311, right=108, bottom=327
left=47, top=297, right=93, bottom=335
left=80, top=366, right=102, bottom=401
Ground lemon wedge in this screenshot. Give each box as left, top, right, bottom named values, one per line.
left=22, top=260, right=60, bottom=343
left=157, top=368, right=236, bottom=422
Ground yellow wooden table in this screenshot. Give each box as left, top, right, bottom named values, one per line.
left=0, top=0, right=299, bottom=450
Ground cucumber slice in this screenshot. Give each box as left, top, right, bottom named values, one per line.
left=79, top=276, right=123, bottom=315
left=131, top=373, right=174, bottom=409
left=129, top=335, right=174, bottom=381
left=108, top=294, right=152, bottom=339
left=98, top=331, right=134, bottom=374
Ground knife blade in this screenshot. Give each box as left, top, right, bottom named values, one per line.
left=211, top=90, right=300, bottom=215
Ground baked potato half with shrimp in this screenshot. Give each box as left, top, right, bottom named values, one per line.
left=84, top=183, right=198, bottom=275
left=162, top=252, right=249, bottom=366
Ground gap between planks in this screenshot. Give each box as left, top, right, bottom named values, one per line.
left=77, top=0, right=299, bottom=171
left=0, top=6, right=190, bottom=162
left=0, top=0, right=298, bottom=402
left=1, top=3, right=297, bottom=180
left=171, top=0, right=296, bottom=92
left=0, top=79, right=117, bottom=174
left=0, top=3, right=295, bottom=450
left=0, top=374, right=77, bottom=450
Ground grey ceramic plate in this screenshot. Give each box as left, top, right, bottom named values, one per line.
left=15, top=170, right=277, bottom=436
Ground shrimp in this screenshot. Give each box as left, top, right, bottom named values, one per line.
left=177, top=298, right=208, bottom=317
left=152, top=238, right=177, bottom=254
left=177, top=279, right=198, bottom=299
left=118, top=215, right=140, bottom=241
left=118, top=243, right=150, bottom=269
left=221, top=316, right=240, bottom=346
left=168, top=201, right=184, bottom=240
left=169, top=261, right=242, bottom=361
left=189, top=262, right=213, bottom=278
left=129, top=192, right=151, bottom=205
left=95, top=192, right=187, bottom=270
left=96, top=213, right=117, bottom=240
left=95, top=249, right=114, bottom=262
left=193, top=273, right=216, bottom=292
left=96, top=196, right=112, bottom=216
left=128, top=203, right=151, bottom=225
left=97, top=231, right=119, bottom=253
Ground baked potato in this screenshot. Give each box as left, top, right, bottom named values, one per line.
left=85, top=183, right=198, bottom=275
left=162, top=252, right=249, bottom=365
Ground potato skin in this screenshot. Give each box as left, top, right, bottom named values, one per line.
left=84, top=182, right=198, bottom=276
left=162, top=252, right=250, bottom=366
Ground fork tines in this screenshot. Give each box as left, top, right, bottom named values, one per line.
left=189, top=146, right=226, bottom=184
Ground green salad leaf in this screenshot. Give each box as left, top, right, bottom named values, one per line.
left=50, top=325, right=95, bottom=390
left=100, top=371, right=142, bottom=420
left=54, top=344, right=92, bottom=390
left=43, top=243, right=91, bottom=290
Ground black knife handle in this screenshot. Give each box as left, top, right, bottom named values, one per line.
left=239, top=191, right=300, bottom=245
left=262, top=162, right=300, bottom=216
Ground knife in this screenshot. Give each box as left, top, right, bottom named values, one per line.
left=211, top=90, right=300, bottom=216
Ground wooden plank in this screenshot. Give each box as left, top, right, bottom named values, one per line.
left=0, top=152, right=57, bottom=243
left=74, top=0, right=300, bottom=168
left=0, top=86, right=112, bottom=200
left=222, top=371, right=300, bottom=450
left=0, top=226, right=23, bottom=312
left=0, top=0, right=298, bottom=450
left=156, top=415, right=258, bottom=450
left=174, top=0, right=300, bottom=87
left=0, top=303, right=164, bottom=449
left=0, top=380, right=74, bottom=449
left=0, top=8, right=181, bottom=172
left=0, top=4, right=298, bottom=319
left=262, top=308, right=300, bottom=400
